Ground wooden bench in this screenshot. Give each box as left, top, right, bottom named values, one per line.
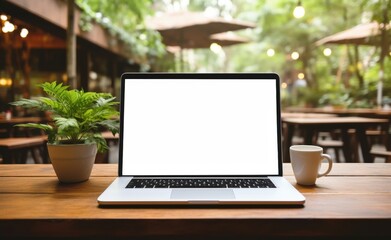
left=0, top=137, right=48, bottom=164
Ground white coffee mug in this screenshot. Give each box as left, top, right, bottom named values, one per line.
left=289, top=145, right=333, bottom=186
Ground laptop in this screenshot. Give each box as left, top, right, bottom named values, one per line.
left=97, top=73, right=305, bottom=205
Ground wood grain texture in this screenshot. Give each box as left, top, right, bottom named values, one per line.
left=0, top=163, right=391, bottom=239
left=1, top=163, right=391, bottom=177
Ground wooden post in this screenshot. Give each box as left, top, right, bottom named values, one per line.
left=110, top=57, right=117, bottom=96
left=79, top=49, right=89, bottom=91
left=67, top=0, right=77, bottom=89
left=21, top=41, right=31, bottom=99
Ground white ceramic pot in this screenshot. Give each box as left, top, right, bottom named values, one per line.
left=47, top=143, right=97, bottom=183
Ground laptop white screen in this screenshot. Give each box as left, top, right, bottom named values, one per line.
left=121, top=79, right=279, bottom=176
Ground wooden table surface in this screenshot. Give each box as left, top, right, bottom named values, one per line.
left=284, top=106, right=391, bottom=117
left=0, top=116, right=43, bottom=124
left=281, top=112, right=337, bottom=119
left=1, top=163, right=390, bottom=239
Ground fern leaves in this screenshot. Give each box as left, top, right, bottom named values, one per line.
left=10, top=81, right=120, bottom=152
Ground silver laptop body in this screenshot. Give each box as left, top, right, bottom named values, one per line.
left=98, top=73, right=305, bottom=205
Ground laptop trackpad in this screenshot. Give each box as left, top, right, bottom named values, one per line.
left=171, top=189, right=235, bottom=200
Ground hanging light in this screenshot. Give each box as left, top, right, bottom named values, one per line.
left=267, top=48, right=275, bottom=57
left=0, top=15, right=7, bottom=21
left=0, top=78, right=12, bottom=87
left=293, top=0, right=305, bottom=19
left=2, top=21, right=15, bottom=33
left=210, top=43, right=223, bottom=54
left=20, top=28, right=29, bottom=38
left=291, top=51, right=300, bottom=60
left=323, top=48, right=332, bottom=56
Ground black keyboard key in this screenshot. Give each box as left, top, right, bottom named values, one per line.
left=126, top=178, right=276, bottom=189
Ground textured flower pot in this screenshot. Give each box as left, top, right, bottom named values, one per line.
left=47, top=143, right=97, bottom=183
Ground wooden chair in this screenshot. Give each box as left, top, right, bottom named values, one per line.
left=368, top=119, right=391, bottom=162
left=370, top=149, right=391, bottom=163
left=316, top=130, right=359, bottom=162
left=317, top=138, right=344, bottom=162
left=369, top=133, right=391, bottom=162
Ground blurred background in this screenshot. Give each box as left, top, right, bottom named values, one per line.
left=0, top=0, right=390, bottom=113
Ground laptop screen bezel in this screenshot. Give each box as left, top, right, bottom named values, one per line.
left=118, top=73, right=283, bottom=177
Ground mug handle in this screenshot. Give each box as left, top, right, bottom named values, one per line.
left=317, top=154, right=333, bottom=178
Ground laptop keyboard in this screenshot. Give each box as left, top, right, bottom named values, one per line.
left=126, top=178, right=276, bottom=188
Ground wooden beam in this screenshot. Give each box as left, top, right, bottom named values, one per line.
left=3, top=0, right=135, bottom=61
left=13, top=33, right=66, bottom=49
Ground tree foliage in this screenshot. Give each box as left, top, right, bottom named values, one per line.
left=77, top=0, right=390, bottom=107
left=76, top=0, right=165, bottom=69
left=180, top=0, right=391, bottom=108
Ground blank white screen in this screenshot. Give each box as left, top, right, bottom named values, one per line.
left=122, top=79, right=279, bottom=175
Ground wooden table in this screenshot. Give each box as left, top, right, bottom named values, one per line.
left=284, top=106, right=391, bottom=117
left=281, top=112, right=337, bottom=119
left=282, top=117, right=389, bottom=163
left=0, top=136, right=48, bottom=163
left=0, top=164, right=390, bottom=239
left=0, top=117, right=44, bottom=137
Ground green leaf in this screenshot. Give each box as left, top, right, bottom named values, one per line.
left=91, top=134, right=109, bottom=153
left=10, top=81, right=120, bottom=152
left=15, top=123, right=56, bottom=143
left=54, top=117, right=80, bottom=141
left=10, top=98, right=43, bottom=109
left=15, top=123, right=53, bottom=132
left=99, top=119, right=120, bottom=135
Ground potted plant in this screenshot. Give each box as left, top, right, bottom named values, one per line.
left=11, top=81, right=119, bottom=183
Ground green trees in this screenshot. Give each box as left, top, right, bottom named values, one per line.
left=229, top=0, right=390, bottom=108
left=75, top=0, right=390, bottom=107
left=76, top=0, right=165, bottom=69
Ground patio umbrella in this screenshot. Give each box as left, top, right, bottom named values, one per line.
left=209, top=32, right=251, bottom=47
left=146, top=11, right=256, bottom=70
left=315, top=22, right=390, bottom=46
left=316, top=22, right=390, bottom=107
left=161, top=31, right=251, bottom=49
left=164, top=31, right=251, bottom=56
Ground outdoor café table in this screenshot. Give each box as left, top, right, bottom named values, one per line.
left=281, top=112, right=337, bottom=119
left=282, top=116, right=389, bottom=163
left=0, top=163, right=390, bottom=239
left=0, top=136, right=48, bottom=163
left=0, top=117, right=44, bottom=137
left=284, top=106, right=391, bottom=117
